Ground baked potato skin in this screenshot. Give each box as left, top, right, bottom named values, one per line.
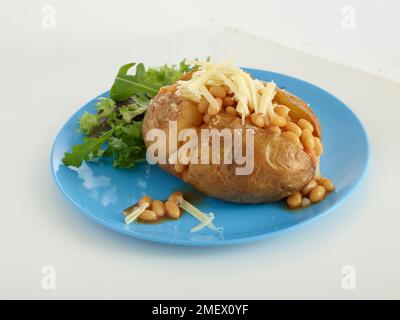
left=142, top=86, right=203, bottom=178
left=184, top=113, right=315, bottom=203
left=142, top=86, right=318, bottom=203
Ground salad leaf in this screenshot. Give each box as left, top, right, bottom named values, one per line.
left=78, top=111, right=99, bottom=135
left=110, top=60, right=192, bottom=101
left=78, top=98, right=116, bottom=135
left=119, top=101, right=148, bottom=124
left=62, top=129, right=113, bottom=167
left=109, top=137, right=146, bottom=168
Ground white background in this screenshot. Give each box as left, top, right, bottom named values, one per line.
left=0, top=0, right=399, bottom=299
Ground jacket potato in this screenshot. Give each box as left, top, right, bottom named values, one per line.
left=142, top=87, right=321, bottom=203
left=142, top=80, right=322, bottom=203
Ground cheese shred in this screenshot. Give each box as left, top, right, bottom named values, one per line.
left=125, top=203, right=148, bottom=224
left=177, top=60, right=277, bottom=124
left=177, top=196, right=222, bottom=233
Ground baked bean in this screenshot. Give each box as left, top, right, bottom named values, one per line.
left=207, top=106, right=219, bottom=116
left=264, top=115, right=270, bottom=127
left=301, top=129, right=315, bottom=150
left=139, top=196, right=152, bottom=208
left=207, top=98, right=222, bottom=115
left=223, top=96, right=234, bottom=106
left=319, top=178, right=334, bottom=192
left=168, top=192, right=183, bottom=204
left=197, top=98, right=209, bottom=113
left=287, top=192, right=302, bottom=208
left=139, top=209, right=157, bottom=221
left=225, top=106, right=237, bottom=115
left=165, top=201, right=181, bottom=219
left=314, top=137, right=323, bottom=156
left=203, top=113, right=212, bottom=124
left=302, top=179, right=318, bottom=195
left=309, top=185, right=326, bottom=203
left=281, top=131, right=301, bottom=145
left=151, top=200, right=165, bottom=217
left=209, top=86, right=227, bottom=98
left=270, top=114, right=287, bottom=127
left=269, top=126, right=281, bottom=134
left=179, top=100, right=196, bottom=109
left=174, top=163, right=187, bottom=173
left=222, top=85, right=231, bottom=93
left=274, top=105, right=290, bottom=117
left=250, top=113, right=265, bottom=128
left=284, top=121, right=302, bottom=136
left=298, top=119, right=314, bottom=133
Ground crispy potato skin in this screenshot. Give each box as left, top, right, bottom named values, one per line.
left=142, top=86, right=317, bottom=203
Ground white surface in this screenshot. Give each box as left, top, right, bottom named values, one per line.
left=200, top=0, right=400, bottom=83
left=1, top=0, right=400, bottom=299
left=3, top=0, right=400, bottom=83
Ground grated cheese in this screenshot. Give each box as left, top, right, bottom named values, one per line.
left=258, top=81, right=276, bottom=115
left=177, top=196, right=222, bottom=233
left=177, top=60, right=277, bottom=124
left=125, top=203, right=148, bottom=224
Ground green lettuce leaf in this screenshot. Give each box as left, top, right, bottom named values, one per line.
left=110, top=60, right=192, bottom=102
left=62, top=129, right=114, bottom=167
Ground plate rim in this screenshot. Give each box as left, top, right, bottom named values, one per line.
left=50, top=67, right=370, bottom=246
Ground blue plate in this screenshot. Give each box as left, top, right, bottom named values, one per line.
left=50, top=68, right=369, bottom=246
